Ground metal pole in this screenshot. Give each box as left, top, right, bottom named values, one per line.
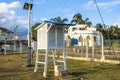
left=19, top=41, right=22, bottom=57
left=99, top=32, right=105, bottom=62
left=14, top=26, right=18, bottom=51
left=27, top=0, right=32, bottom=66
left=14, top=26, right=16, bottom=51
left=4, top=38, right=7, bottom=55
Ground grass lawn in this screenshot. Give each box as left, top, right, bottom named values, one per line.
left=0, top=53, right=120, bottom=80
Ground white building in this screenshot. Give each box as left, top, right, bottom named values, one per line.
left=65, top=24, right=101, bottom=47
left=0, top=27, right=13, bottom=40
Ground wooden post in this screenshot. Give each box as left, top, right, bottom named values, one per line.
left=34, top=49, right=39, bottom=72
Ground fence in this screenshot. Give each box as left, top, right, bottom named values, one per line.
left=65, top=39, right=120, bottom=63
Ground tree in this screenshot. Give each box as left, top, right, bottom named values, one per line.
left=115, top=25, right=120, bottom=39
left=85, top=18, right=92, bottom=25
left=31, top=23, right=41, bottom=41
left=71, top=13, right=85, bottom=24
left=95, top=23, right=103, bottom=32
left=50, top=16, right=68, bottom=23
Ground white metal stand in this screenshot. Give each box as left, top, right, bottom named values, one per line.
left=34, top=48, right=66, bottom=77
left=19, top=41, right=22, bottom=57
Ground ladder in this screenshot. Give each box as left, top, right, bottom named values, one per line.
left=34, top=48, right=67, bottom=77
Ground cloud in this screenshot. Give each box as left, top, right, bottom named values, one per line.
left=63, top=8, right=75, bottom=22
left=114, top=17, right=120, bottom=28
left=85, top=0, right=120, bottom=8
left=0, top=1, right=21, bottom=28
left=114, top=22, right=120, bottom=28
left=0, top=2, right=20, bottom=14
left=33, top=0, right=46, bottom=5
left=97, top=0, right=120, bottom=7
left=0, top=1, right=28, bottom=39
left=84, top=0, right=94, bottom=9
left=85, top=0, right=120, bottom=12
left=40, top=18, right=47, bottom=21
left=64, top=9, right=73, bottom=13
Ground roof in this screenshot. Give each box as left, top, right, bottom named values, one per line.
left=35, top=21, right=76, bottom=30
left=44, top=21, right=76, bottom=26
left=0, top=27, right=13, bottom=33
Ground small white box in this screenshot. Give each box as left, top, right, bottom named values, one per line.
left=54, top=65, right=64, bottom=77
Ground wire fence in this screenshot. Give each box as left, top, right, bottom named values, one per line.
left=65, top=39, right=120, bottom=62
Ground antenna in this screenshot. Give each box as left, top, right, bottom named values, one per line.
left=84, top=6, right=87, bottom=24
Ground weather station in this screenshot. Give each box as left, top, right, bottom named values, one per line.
left=34, top=21, right=75, bottom=77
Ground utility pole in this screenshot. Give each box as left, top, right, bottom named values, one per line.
left=23, top=0, right=33, bottom=66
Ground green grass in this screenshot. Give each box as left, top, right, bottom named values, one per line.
left=0, top=53, right=120, bottom=80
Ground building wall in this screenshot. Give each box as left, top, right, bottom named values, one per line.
left=37, top=24, right=47, bottom=49
left=37, top=23, right=65, bottom=49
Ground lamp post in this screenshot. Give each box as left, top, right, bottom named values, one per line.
left=23, top=0, right=33, bottom=66
left=14, top=26, right=18, bottom=51
left=4, top=37, right=7, bottom=55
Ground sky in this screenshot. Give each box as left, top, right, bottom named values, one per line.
left=0, top=0, right=120, bottom=39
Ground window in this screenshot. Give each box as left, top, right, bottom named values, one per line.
left=94, top=36, right=96, bottom=42
left=1, top=34, right=5, bottom=36
left=86, top=36, right=90, bottom=41
left=79, top=36, right=83, bottom=42
left=72, top=28, right=77, bottom=31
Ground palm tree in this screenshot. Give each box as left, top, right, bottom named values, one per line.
left=85, top=18, right=92, bottom=26
left=95, top=23, right=103, bottom=32
left=71, top=13, right=85, bottom=24
left=50, top=16, right=68, bottom=23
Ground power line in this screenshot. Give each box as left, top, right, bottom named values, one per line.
left=93, top=0, right=105, bottom=28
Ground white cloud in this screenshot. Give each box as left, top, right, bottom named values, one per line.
left=106, top=9, right=113, bottom=13
left=86, top=0, right=120, bottom=8
left=114, top=22, right=120, bottom=28
left=84, top=0, right=94, bottom=9
left=0, top=2, right=7, bottom=14
left=85, top=0, right=120, bottom=11
left=63, top=8, right=75, bottom=22
left=0, top=1, right=28, bottom=39
left=64, top=9, right=73, bottom=13
left=8, top=1, right=20, bottom=8
left=0, top=1, right=27, bottom=28
left=97, top=0, right=120, bottom=7
left=33, top=0, right=46, bottom=5
left=40, top=18, right=47, bottom=21
left=0, top=2, right=20, bottom=14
